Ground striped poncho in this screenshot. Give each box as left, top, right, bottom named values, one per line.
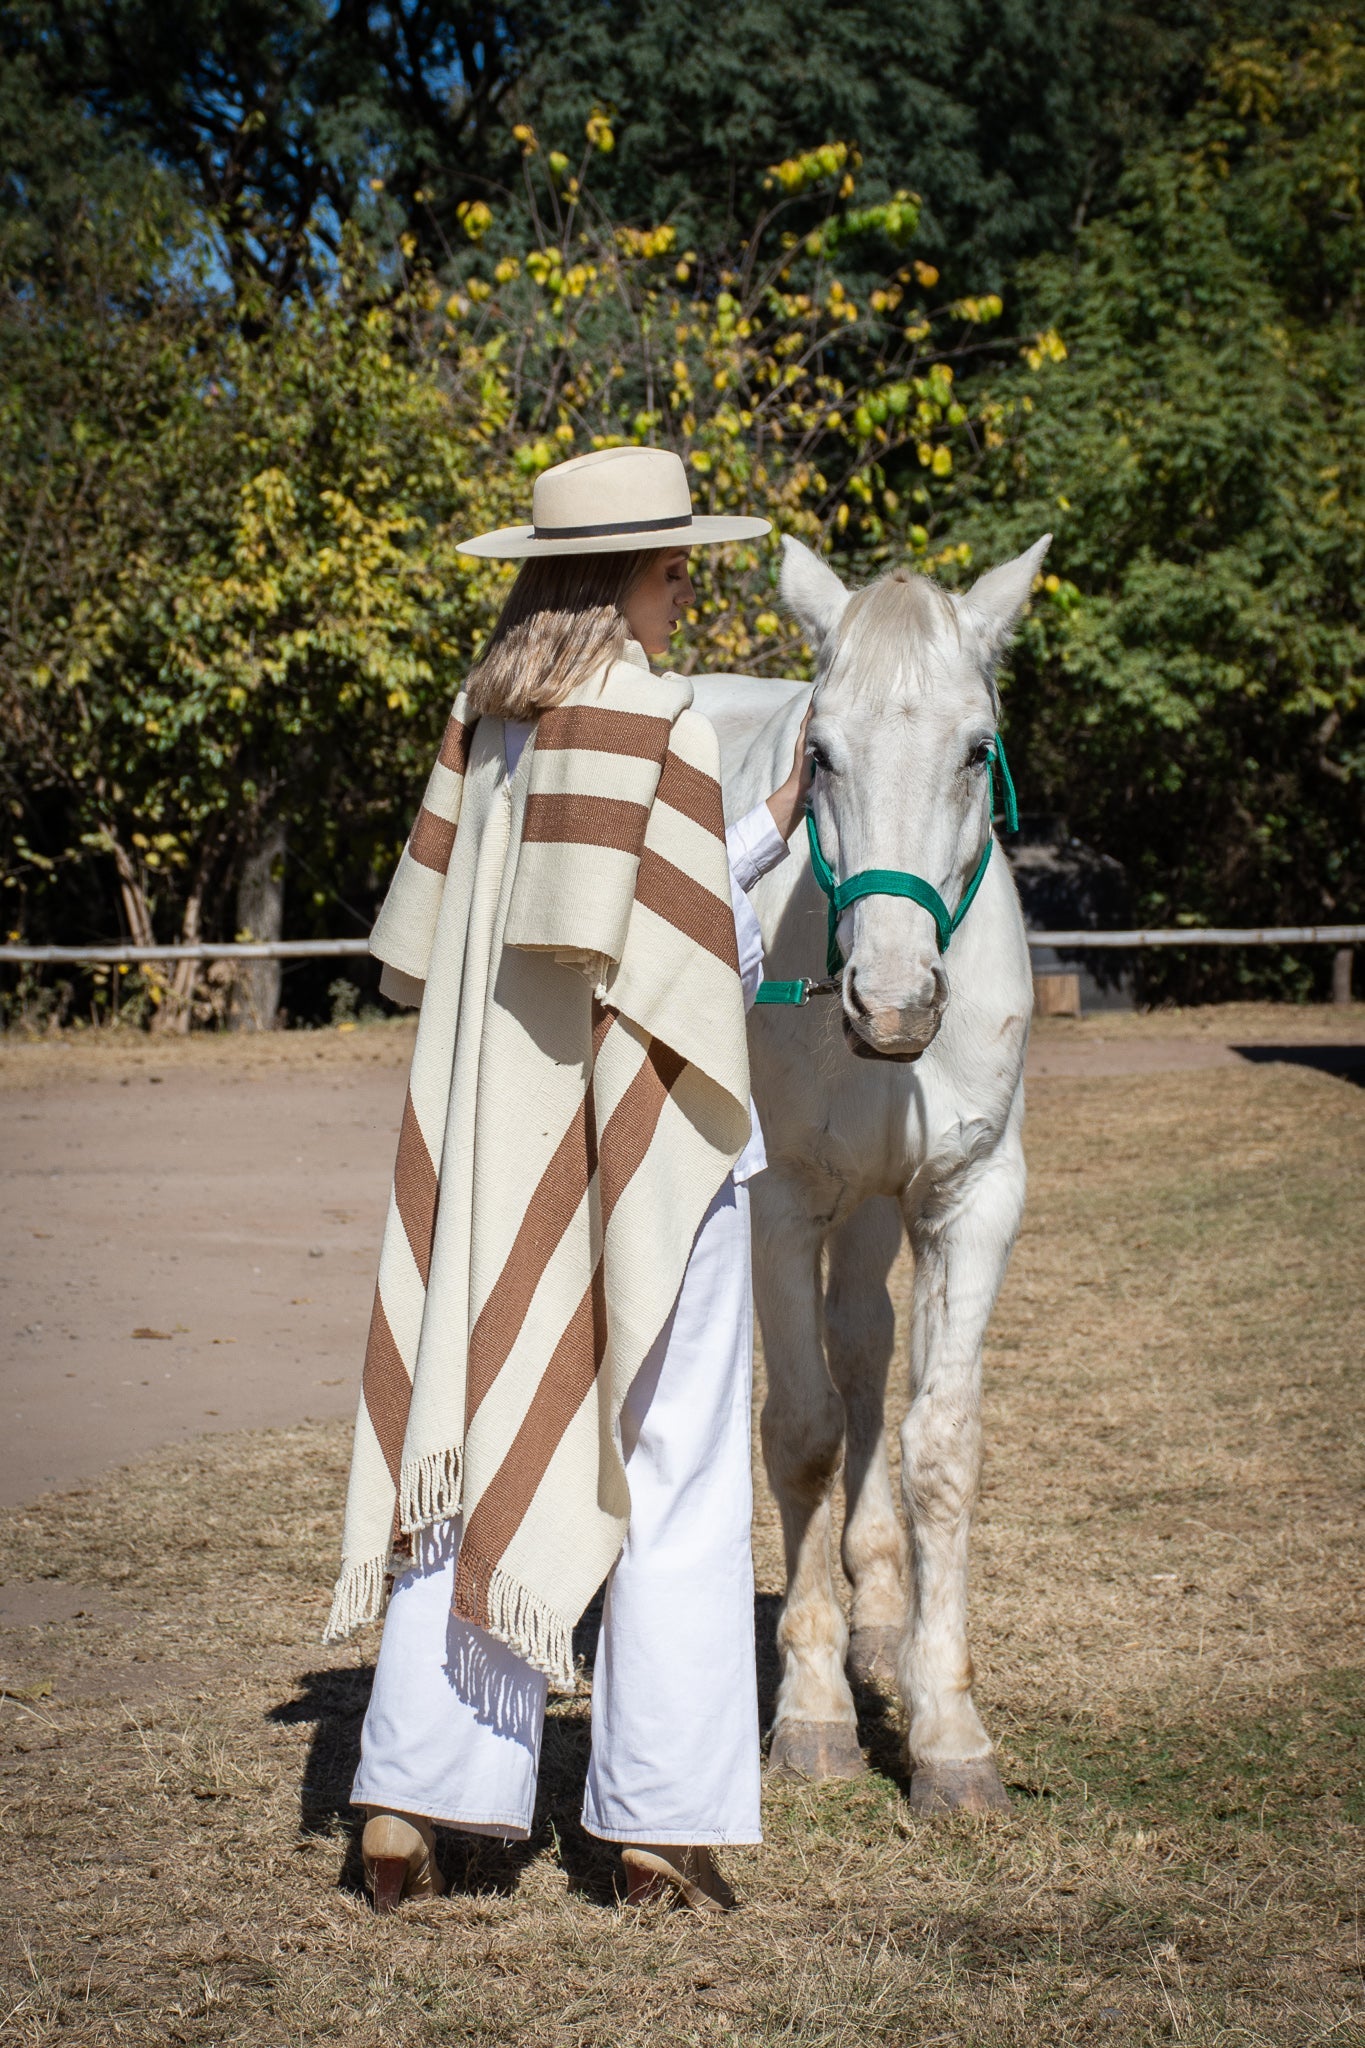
left=325, top=646, right=752, bottom=1688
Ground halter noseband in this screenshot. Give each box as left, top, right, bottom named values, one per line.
left=755, top=734, right=1019, bottom=1007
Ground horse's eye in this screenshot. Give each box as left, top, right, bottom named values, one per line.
left=968, top=740, right=992, bottom=770
left=808, top=741, right=832, bottom=774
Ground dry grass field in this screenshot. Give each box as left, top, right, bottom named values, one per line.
left=1, top=1040, right=1362, bottom=2045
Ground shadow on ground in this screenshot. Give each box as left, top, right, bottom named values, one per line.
left=1234, top=1044, right=1364, bottom=1086
left=268, top=1588, right=845, bottom=1905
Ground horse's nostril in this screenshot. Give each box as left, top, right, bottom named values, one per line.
left=845, top=969, right=870, bottom=1020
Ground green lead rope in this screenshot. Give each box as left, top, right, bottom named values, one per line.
left=755, top=734, right=1019, bottom=1006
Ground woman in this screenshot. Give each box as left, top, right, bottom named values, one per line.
left=326, top=446, right=809, bottom=1914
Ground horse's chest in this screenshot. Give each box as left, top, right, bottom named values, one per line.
left=753, top=1027, right=1011, bottom=1206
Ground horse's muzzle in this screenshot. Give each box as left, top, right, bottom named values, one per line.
left=840, top=962, right=946, bottom=1062
left=841, top=1011, right=941, bottom=1062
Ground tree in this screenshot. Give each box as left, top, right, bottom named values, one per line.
left=0, top=172, right=518, bottom=1023
left=0, top=0, right=527, bottom=297
left=946, top=10, right=1365, bottom=995
left=3, top=0, right=1216, bottom=301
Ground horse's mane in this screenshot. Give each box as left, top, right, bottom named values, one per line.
left=830, top=568, right=996, bottom=709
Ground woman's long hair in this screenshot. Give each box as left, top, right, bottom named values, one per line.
left=465, top=548, right=664, bottom=720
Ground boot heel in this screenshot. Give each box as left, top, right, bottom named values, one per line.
left=624, top=1862, right=667, bottom=1908
left=370, top=1855, right=409, bottom=1914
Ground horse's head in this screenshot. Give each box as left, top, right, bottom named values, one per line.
left=780, top=532, right=1051, bottom=1062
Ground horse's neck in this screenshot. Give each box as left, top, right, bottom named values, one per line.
left=688, top=673, right=812, bottom=825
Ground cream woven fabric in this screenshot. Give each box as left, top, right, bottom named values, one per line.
left=325, top=651, right=752, bottom=1687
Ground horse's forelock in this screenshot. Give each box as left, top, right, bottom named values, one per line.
left=825, top=569, right=974, bottom=703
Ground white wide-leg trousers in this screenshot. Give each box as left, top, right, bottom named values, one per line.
left=350, top=1176, right=762, bottom=1846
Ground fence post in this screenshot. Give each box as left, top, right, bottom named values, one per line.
left=1332, top=946, right=1355, bottom=1005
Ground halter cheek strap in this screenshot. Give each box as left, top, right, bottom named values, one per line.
left=755, top=734, right=1019, bottom=1006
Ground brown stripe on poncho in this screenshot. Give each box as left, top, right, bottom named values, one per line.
left=325, top=648, right=751, bottom=1687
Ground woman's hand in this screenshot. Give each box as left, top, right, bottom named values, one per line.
left=765, top=706, right=815, bottom=842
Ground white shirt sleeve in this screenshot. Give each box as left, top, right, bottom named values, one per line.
left=724, top=803, right=792, bottom=1186
left=725, top=803, right=791, bottom=1012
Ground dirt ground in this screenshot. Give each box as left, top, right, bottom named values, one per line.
left=1, top=1007, right=1362, bottom=2045
left=2, top=1003, right=1360, bottom=1509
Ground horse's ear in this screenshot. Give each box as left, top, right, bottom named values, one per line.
left=964, top=535, right=1053, bottom=655
left=779, top=535, right=851, bottom=652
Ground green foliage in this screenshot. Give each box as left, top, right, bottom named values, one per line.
left=3, top=0, right=1216, bottom=300
left=2, top=1, right=1361, bottom=1010
left=458, top=132, right=1013, bottom=671
left=510, top=0, right=1216, bottom=289
left=1, top=122, right=1012, bottom=969
left=949, top=11, right=1365, bottom=992
left=0, top=178, right=519, bottom=960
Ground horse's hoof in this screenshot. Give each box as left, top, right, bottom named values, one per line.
left=768, top=1720, right=867, bottom=1781
left=847, top=1626, right=900, bottom=1692
left=908, top=1758, right=1011, bottom=1815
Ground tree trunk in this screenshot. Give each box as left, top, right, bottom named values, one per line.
left=1332, top=946, right=1355, bottom=1005
left=230, top=819, right=287, bottom=1031
left=152, top=888, right=203, bottom=1035
left=108, top=834, right=155, bottom=950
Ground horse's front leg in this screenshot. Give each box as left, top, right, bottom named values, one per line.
left=824, top=1197, right=907, bottom=1691
left=899, top=1122, right=1025, bottom=1813
left=754, top=1169, right=866, bottom=1781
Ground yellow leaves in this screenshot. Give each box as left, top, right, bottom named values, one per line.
left=931, top=445, right=953, bottom=476
left=368, top=177, right=385, bottom=193
left=514, top=438, right=557, bottom=473
left=1024, top=328, right=1068, bottom=370
left=585, top=108, right=615, bottom=153
left=399, top=233, right=417, bottom=260
left=457, top=200, right=493, bottom=242
left=616, top=225, right=676, bottom=259
left=765, top=141, right=851, bottom=194
left=466, top=278, right=492, bottom=303
left=689, top=450, right=713, bottom=473
left=548, top=151, right=571, bottom=182
left=512, top=123, right=538, bottom=155
left=912, top=259, right=939, bottom=289
left=754, top=610, right=781, bottom=636
left=493, top=257, right=520, bottom=284
left=951, top=293, right=1004, bottom=323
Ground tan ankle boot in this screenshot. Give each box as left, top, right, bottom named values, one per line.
left=620, top=1843, right=737, bottom=1913
left=361, top=1809, right=446, bottom=1913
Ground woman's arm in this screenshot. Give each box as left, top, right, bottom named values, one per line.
left=726, top=710, right=813, bottom=1008
left=765, top=705, right=814, bottom=843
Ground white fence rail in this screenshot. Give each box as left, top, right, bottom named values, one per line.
left=1, top=927, right=1361, bottom=967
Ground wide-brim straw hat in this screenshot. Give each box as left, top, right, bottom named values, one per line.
left=459, top=446, right=771, bottom=558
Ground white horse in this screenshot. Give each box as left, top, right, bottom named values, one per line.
left=693, top=531, right=1050, bottom=1812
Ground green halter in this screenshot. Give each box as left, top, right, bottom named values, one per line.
left=755, top=734, right=1019, bottom=1007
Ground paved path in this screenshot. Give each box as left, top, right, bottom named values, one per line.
left=2, top=1008, right=1360, bottom=1507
